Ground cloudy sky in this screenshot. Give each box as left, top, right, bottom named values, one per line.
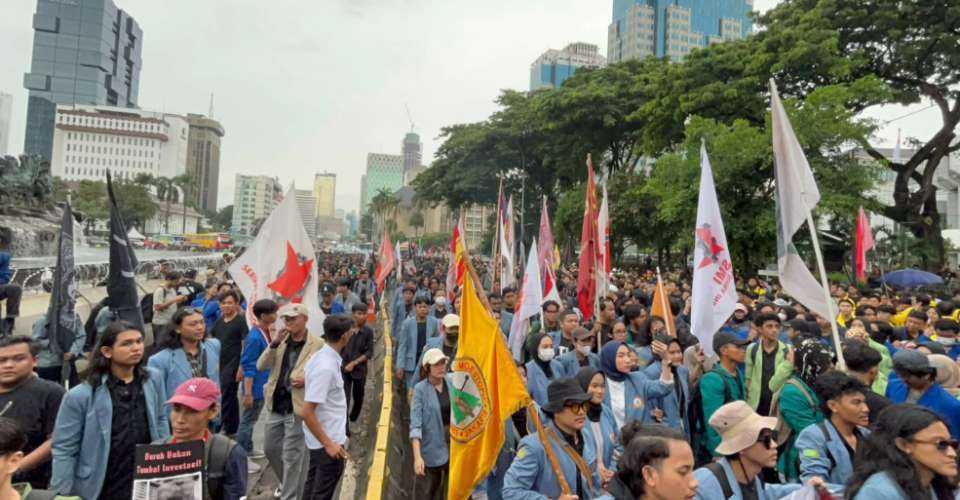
left=0, top=0, right=938, bottom=213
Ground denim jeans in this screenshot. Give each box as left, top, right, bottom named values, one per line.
left=236, top=398, right=264, bottom=453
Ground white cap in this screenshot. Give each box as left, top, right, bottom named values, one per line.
left=442, top=314, right=460, bottom=328
left=421, top=348, right=449, bottom=368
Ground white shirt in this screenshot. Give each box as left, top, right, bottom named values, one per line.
left=302, top=344, right=348, bottom=450
left=608, top=379, right=626, bottom=429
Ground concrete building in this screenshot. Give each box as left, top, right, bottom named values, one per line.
left=360, top=153, right=404, bottom=215
left=313, top=172, right=336, bottom=218
left=23, top=0, right=143, bottom=161
left=530, top=42, right=607, bottom=90
left=295, top=189, right=317, bottom=239
left=50, top=103, right=189, bottom=182
left=186, top=114, right=224, bottom=213
left=232, top=174, right=282, bottom=236
left=403, top=132, right=422, bottom=172
left=145, top=195, right=201, bottom=235
left=0, top=92, right=11, bottom=156
left=608, top=0, right=753, bottom=63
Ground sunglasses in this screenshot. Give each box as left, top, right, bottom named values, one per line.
left=912, top=438, right=960, bottom=453
left=563, top=401, right=590, bottom=415
left=757, top=429, right=779, bottom=449
left=179, top=307, right=203, bottom=315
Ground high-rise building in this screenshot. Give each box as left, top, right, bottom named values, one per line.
left=23, top=0, right=143, bottom=161
left=295, top=189, right=317, bottom=239
left=608, top=0, right=753, bottom=63
left=50, top=103, right=188, bottom=182
left=186, top=114, right=224, bottom=213
left=530, top=42, right=607, bottom=90
left=313, top=172, right=336, bottom=218
left=402, top=132, right=421, bottom=171
left=232, top=174, right=282, bottom=236
left=0, top=92, right=12, bottom=156
left=360, top=153, right=404, bottom=215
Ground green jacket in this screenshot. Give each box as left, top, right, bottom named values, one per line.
left=13, top=483, right=80, bottom=499
left=744, top=340, right=794, bottom=410
left=777, top=376, right=824, bottom=481
left=866, top=339, right=893, bottom=395
left=700, top=365, right=746, bottom=456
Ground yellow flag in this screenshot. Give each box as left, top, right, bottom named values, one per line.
left=448, top=273, right=532, bottom=500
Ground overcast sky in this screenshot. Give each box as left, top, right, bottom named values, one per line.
left=0, top=0, right=940, bottom=213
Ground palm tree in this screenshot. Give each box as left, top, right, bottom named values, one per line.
left=409, top=211, right=425, bottom=238
left=369, top=188, right=399, bottom=238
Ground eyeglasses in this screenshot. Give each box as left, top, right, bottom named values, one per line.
left=757, top=429, right=779, bottom=449
left=564, top=402, right=590, bottom=415
left=912, top=438, right=960, bottom=453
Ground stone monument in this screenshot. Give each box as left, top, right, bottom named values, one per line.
left=0, top=155, right=62, bottom=257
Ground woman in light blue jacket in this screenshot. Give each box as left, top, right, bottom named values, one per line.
left=575, top=367, right=619, bottom=477
left=524, top=333, right=565, bottom=408
left=847, top=404, right=957, bottom=500
left=51, top=321, right=170, bottom=500
left=410, top=348, right=451, bottom=500
left=147, top=307, right=221, bottom=415
left=600, top=340, right=674, bottom=430
left=642, top=335, right=693, bottom=439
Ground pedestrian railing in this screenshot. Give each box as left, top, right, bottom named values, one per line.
left=366, top=298, right=393, bottom=500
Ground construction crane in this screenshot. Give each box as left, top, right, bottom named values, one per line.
left=405, top=103, right=415, bottom=133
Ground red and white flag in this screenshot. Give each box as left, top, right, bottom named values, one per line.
left=577, top=155, right=599, bottom=321
left=538, top=196, right=556, bottom=272
left=230, top=187, right=325, bottom=335
left=374, top=229, right=396, bottom=294
left=855, top=207, right=875, bottom=283
left=509, top=239, right=543, bottom=360
left=446, top=215, right=467, bottom=303
left=596, top=176, right=611, bottom=302
left=691, top=144, right=737, bottom=356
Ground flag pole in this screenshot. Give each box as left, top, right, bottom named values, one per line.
left=805, top=214, right=846, bottom=369
left=656, top=266, right=675, bottom=337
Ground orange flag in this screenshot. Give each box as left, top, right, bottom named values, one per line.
left=651, top=268, right=676, bottom=336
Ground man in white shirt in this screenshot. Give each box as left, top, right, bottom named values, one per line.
left=300, top=314, right=355, bottom=500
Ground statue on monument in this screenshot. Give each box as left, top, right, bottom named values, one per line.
left=0, top=155, right=55, bottom=213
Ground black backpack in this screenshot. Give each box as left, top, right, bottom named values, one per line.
left=203, top=434, right=237, bottom=500
left=140, top=294, right=154, bottom=324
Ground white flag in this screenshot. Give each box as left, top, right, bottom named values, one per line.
left=500, top=195, right=517, bottom=289
left=229, top=187, right=325, bottom=335
left=770, top=80, right=831, bottom=319
left=692, top=143, right=738, bottom=356
left=395, top=241, right=402, bottom=281
left=893, top=128, right=902, bottom=164
left=596, top=178, right=610, bottom=303
left=508, top=239, right=543, bottom=360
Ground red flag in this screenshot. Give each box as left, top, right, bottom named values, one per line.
left=855, top=207, right=875, bottom=283
left=577, top=155, right=599, bottom=321
left=538, top=196, right=556, bottom=273
left=446, top=215, right=467, bottom=302
left=374, top=229, right=396, bottom=293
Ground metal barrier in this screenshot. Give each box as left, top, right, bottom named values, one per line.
left=366, top=298, right=393, bottom=500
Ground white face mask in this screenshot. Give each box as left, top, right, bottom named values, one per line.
left=778, top=313, right=788, bottom=322
left=576, top=344, right=592, bottom=356
left=938, top=337, right=957, bottom=346
left=538, top=348, right=555, bottom=362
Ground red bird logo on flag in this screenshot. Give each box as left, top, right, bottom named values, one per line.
left=268, top=242, right=314, bottom=302
left=696, top=224, right=726, bottom=269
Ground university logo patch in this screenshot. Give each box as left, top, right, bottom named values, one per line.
left=449, top=357, right=490, bottom=443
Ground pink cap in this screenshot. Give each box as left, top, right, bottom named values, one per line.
left=167, top=377, right=220, bottom=411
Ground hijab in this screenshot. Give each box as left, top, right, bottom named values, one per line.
left=526, top=332, right=553, bottom=378
left=575, top=366, right=604, bottom=422
left=794, top=338, right=834, bottom=388
left=929, top=354, right=960, bottom=394
left=601, top=340, right=628, bottom=382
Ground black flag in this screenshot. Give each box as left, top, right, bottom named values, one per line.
left=45, top=201, right=79, bottom=358
left=106, top=171, right=144, bottom=331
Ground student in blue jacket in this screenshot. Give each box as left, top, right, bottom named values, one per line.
left=524, top=333, right=565, bottom=408
left=395, top=297, right=439, bottom=389
left=574, top=367, right=618, bottom=481
left=599, top=340, right=675, bottom=430
left=886, top=350, right=960, bottom=439
left=503, top=378, right=600, bottom=500
left=147, top=307, right=222, bottom=416
left=51, top=321, right=169, bottom=500
left=236, top=298, right=277, bottom=455
left=643, top=335, right=693, bottom=438
left=410, top=348, right=451, bottom=500
left=557, top=327, right=601, bottom=377
left=796, top=371, right=871, bottom=487
left=846, top=404, right=957, bottom=500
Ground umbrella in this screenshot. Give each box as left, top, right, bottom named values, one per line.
left=880, top=269, right=944, bottom=288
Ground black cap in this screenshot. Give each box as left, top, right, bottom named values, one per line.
left=542, top=378, right=592, bottom=413
left=713, top=331, right=750, bottom=354
left=321, top=282, right=336, bottom=296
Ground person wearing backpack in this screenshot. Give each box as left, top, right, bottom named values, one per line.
left=160, top=377, right=247, bottom=500
left=693, top=401, right=823, bottom=500
left=795, top=371, right=871, bottom=487
left=744, top=313, right=793, bottom=416
left=774, top=338, right=832, bottom=482
left=700, top=332, right=749, bottom=456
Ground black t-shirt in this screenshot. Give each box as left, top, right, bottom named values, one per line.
left=273, top=338, right=305, bottom=415
left=212, top=314, right=249, bottom=374
left=1, top=376, right=65, bottom=488
left=757, top=344, right=779, bottom=416
left=416, top=321, right=427, bottom=363
left=864, top=390, right=891, bottom=424
left=101, top=375, right=152, bottom=500
left=437, top=381, right=451, bottom=441
left=739, top=479, right=760, bottom=500
left=342, top=326, right=374, bottom=380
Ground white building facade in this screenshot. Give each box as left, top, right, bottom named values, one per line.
left=295, top=189, right=318, bottom=240
left=232, top=174, right=282, bottom=236
left=0, top=92, right=11, bottom=156
left=530, top=42, right=607, bottom=90
left=50, top=104, right=189, bottom=182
